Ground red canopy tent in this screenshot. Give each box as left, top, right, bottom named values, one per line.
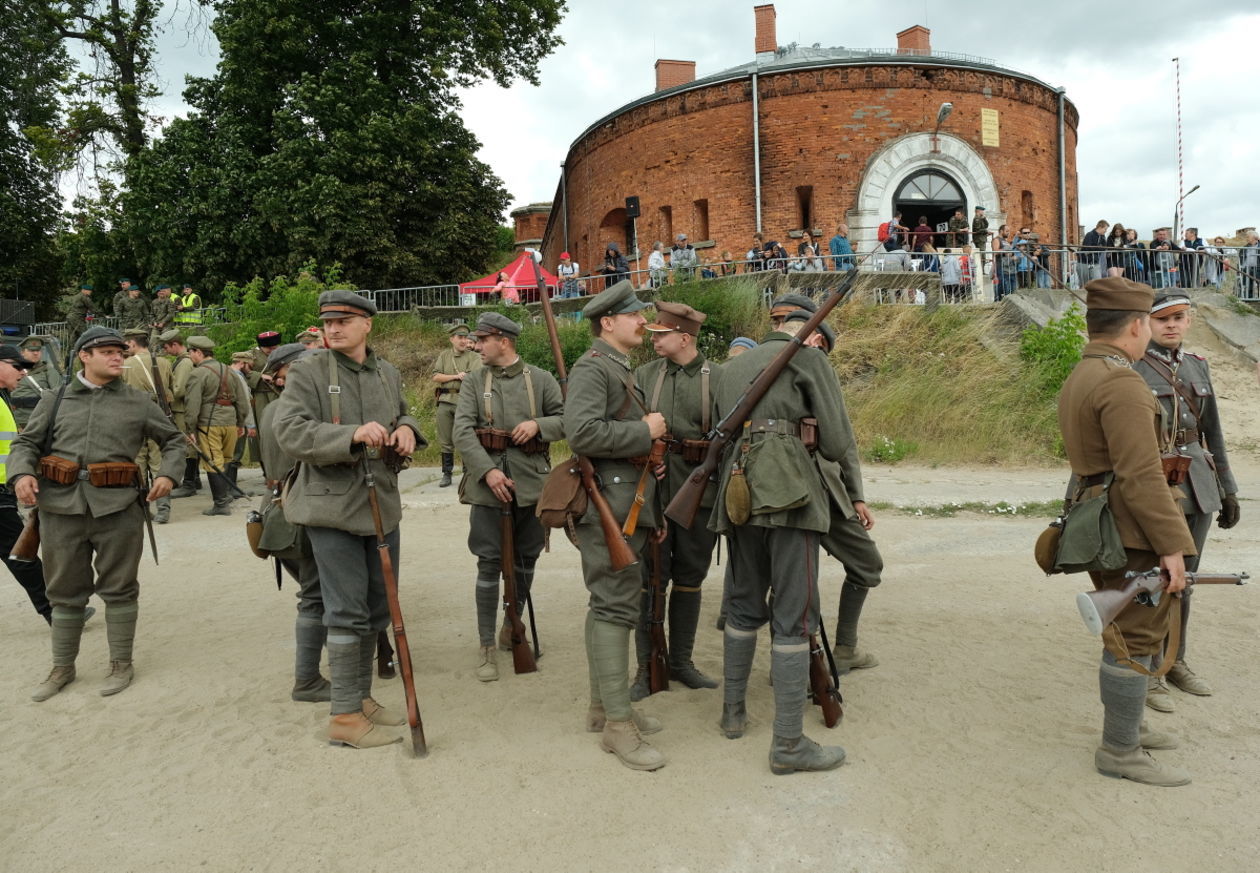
left=459, top=251, right=558, bottom=303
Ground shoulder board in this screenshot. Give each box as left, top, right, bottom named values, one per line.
left=1186, top=352, right=1206, bottom=361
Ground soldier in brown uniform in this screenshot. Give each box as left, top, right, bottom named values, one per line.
left=630, top=302, right=721, bottom=699
left=1057, top=277, right=1197, bottom=786
left=120, top=329, right=175, bottom=523
left=273, top=290, right=424, bottom=749
left=453, top=312, right=564, bottom=682
left=160, top=330, right=202, bottom=496
left=432, top=323, right=479, bottom=487
left=565, top=281, right=668, bottom=771
left=12, top=327, right=184, bottom=700
left=182, top=336, right=250, bottom=516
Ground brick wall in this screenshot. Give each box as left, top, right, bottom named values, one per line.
left=541, top=63, right=1079, bottom=275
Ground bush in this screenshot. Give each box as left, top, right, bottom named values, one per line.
left=1018, top=304, right=1086, bottom=399
left=207, top=261, right=346, bottom=353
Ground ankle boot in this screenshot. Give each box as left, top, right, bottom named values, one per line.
left=601, top=719, right=666, bottom=771
left=100, top=660, right=135, bottom=696
left=170, top=458, right=200, bottom=498
left=768, top=645, right=845, bottom=774
left=439, top=453, right=453, bottom=487
left=668, top=587, right=717, bottom=689
left=769, top=734, right=847, bottom=775
left=100, top=602, right=138, bottom=696
left=586, top=703, right=662, bottom=734
left=1094, top=744, right=1190, bottom=786
left=292, top=676, right=332, bottom=702
left=328, top=712, right=401, bottom=749
left=362, top=696, right=405, bottom=726
left=32, top=665, right=76, bottom=702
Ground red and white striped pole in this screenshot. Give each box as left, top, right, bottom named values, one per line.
left=1173, top=57, right=1183, bottom=239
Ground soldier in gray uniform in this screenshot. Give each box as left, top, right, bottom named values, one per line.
left=453, top=312, right=564, bottom=682
left=11, top=336, right=62, bottom=430
left=12, top=327, right=184, bottom=701
left=565, top=280, right=668, bottom=771
left=709, top=313, right=850, bottom=775
left=780, top=308, right=885, bottom=674
left=65, top=285, right=99, bottom=344
left=116, top=286, right=151, bottom=332
left=1135, top=291, right=1240, bottom=712
left=432, top=323, right=479, bottom=487
left=256, top=342, right=329, bottom=702
left=120, top=329, right=175, bottom=524
left=273, top=290, right=425, bottom=749
left=630, top=301, right=721, bottom=699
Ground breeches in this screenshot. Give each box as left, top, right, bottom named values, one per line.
left=643, top=516, right=717, bottom=590
left=577, top=522, right=650, bottom=628
left=436, top=402, right=456, bottom=454
left=726, top=525, right=820, bottom=646
left=306, top=525, right=397, bottom=633
left=42, top=504, right=144, bottom=608
left=820, top=508, right=883, bottom=589
left=198, top=425, right=237, bottom=469
left=1089, top=549, right=1173, bottom=656
left=467, top=503, right=544, bottom=582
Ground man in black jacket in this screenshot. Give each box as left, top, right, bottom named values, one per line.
left=1077, top=220, right=1110, bottom=287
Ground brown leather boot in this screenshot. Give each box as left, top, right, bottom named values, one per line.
left=327, top=713, right=401, bottom=749
left=31, top=665, right=76, bottom=702
left=600, top=719, right=665, bottom=771
left=585, top=704, right=662, bottom=735
left=362, top=697, right=405, bottom=726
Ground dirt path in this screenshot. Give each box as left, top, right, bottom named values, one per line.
left=2, top=458, right=1258, bottom=873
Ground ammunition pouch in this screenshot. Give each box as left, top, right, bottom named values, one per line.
left=360, top=444, right=410, bottom=474
left=663, top=434, right=712, bottom=465
left=38, top=455, right=80, bottom=486
left=1161, top=452, right=1192, bottom=486
left=87, top=462, right=140, bottom=487
left=475, top=427, right=548, bottom=456
left=746, top=417, right=819, bottom=453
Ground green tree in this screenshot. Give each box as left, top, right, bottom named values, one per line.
left=123, top=1, right=566, bottom=294
left=0, top=1, right=71, bottom=309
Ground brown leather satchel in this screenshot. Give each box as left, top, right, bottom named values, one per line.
left=536, top=457, right=587, bottom=538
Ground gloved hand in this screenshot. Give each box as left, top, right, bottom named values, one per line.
left=1217, top=493, right=1240, bottom=529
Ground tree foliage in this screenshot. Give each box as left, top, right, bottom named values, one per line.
left=122, top=1, right=566, bottom=295
left=1, top=2, right=70, bottom=306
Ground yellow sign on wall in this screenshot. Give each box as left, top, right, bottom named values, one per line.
left=981, top=109, right=1000, bottom=147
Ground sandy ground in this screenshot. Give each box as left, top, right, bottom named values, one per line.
left=1, top=448, right=1257, bottom=873
left=3, top=338, right=1257, bottom=873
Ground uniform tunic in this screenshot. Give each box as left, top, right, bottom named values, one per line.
left=185, top=358, right=250, bottom=469
left=708, top=334, right=851, bottom=642
left=259, top=401, right=322, bottom=620
left=432, top=346, right=480, bottom=455
left=1058, top=340, right=1196, bottom=654
left=453, top=358, right=564, bottom=590
left=116, top=295, right=152, bottom=331
left=564, top=338, right=656, bottom=628
left=11, top=362, right=60, bottom=429
left=272, top=348, right=424, bottom=632
left=120, top=351, right=175, bottom=479
left=169, top=353, right=197, bottom=459
left=635, top=352, right=721, bottom=591
left=8, top=377, right=184, bottom=607
left=149, top=297, right=181, bottom=332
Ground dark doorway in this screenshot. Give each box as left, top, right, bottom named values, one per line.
left=893, top=169, right=967, bottom=250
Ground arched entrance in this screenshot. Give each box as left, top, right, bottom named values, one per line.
left=893, top=169, right=964, bottom=249
left=849, top=132, right=1003, bottom=256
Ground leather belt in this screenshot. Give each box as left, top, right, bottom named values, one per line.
left=1174, top=427, right=1200, bottom=445
left=1078, top=472, right=1110, bottom=488
left=746, top=418, right=801, bottom=437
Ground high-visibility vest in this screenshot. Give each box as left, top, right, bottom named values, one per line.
left=0, top=398, right=16, bottom=485
left=174, top=292, right=203, bottom=324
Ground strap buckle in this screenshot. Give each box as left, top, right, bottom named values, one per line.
left=327, top=386, right=341, bottom=394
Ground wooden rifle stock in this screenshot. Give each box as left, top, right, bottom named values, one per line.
left=808, top=633, right=843, bottom=728
left=499, top=498, right=537, bottom=674
left=1077, top=569, right=1249, bottom=635
left=529, top=254, right=637, bottom=571
left=364, top=459, right=427, bottom=757
left=647, top=539, right=669, bottom=695
left=10, top=509, right=40, bottom=564
left=665, top=268, right=861, bottom=529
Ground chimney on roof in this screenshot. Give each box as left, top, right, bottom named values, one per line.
left=754, top=4, right=777, bottom=57
left=896, top=25, right=931, bottom=55
left=655, top=59, right=696, bottom=91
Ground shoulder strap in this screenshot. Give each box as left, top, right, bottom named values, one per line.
left=41, top=383, right=70, bottom=457
left=700, top=364, right=711, bottom=433
left=1143, top=351, right=1202, bottom=425
left=325, top=351, right=341, bottom=425
left=649, top=366, right=667, bottom=413
left=483, top=368, right=494, bottom=425
left=523, top=366, right=537, bottom=419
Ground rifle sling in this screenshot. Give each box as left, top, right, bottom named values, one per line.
left=1101, top=594, right=1181, bottom=678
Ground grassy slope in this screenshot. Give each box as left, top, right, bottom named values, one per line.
left=369, top=288, right=1065, bottom=469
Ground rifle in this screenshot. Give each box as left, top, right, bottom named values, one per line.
left=528, top=254, right=638, bottom=571
left=665, top=267, right=861, bottom=529
left=1077, top=568, right=1249, bottom=635
left=646, top=539, right=670, bottom=694
left=9, top=509, right=39, bottom=564
left=808, top=631, right=843, bottom=727
left=363, top=456, right=427, bottom=757
left=499, top=496, right=538, bottom=674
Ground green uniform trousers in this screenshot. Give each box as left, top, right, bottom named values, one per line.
left=436, top=401, right=457, bottom=455
left=42, top=504, right=145, bottom=608
left=577, top=522, right=651, bottom=628
left=820, top=508, right=883, bottom=589
left=726, top=526, right=820, bottom=647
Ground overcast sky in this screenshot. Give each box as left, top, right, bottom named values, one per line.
left=142, top=1, right=1259, bottom=240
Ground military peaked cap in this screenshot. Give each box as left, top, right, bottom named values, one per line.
left=473, top=312, right=521, bottom=339
left=645, top=301, right=707, bottom=337
left=318, top=289, right=377, bottom=319
left=1084, top=277, right=1154, bottom=312
left=74, top=327, right=127, bottom=354
left=582, top=280, right=649, bottom=321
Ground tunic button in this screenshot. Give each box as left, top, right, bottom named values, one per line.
left=612, top=476, right=621, bottom=484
